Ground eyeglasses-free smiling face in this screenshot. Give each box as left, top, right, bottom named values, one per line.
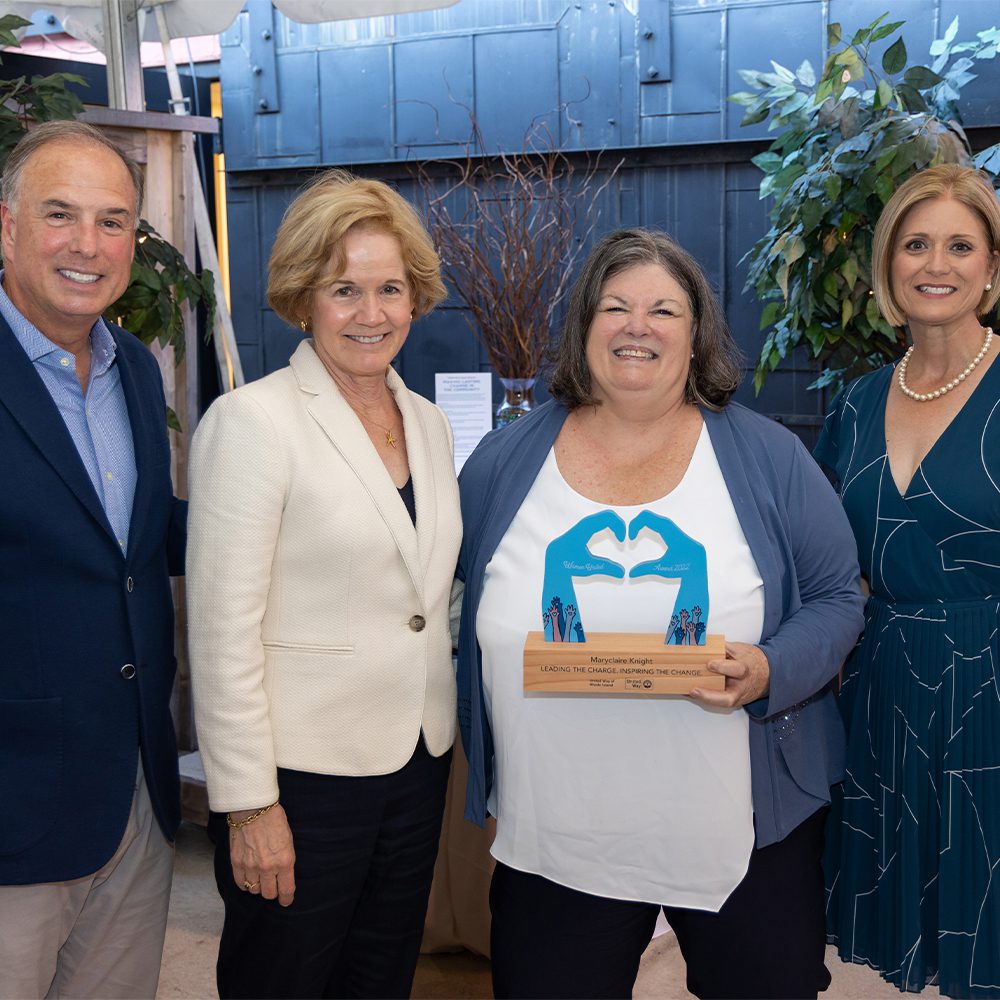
left=584, top=262, right=694, bottom=408
left=309, top=227, right=413, bottom=388
left=890, top=196, right=999, bottom=335
left=0, top=139, right=137, bottom=343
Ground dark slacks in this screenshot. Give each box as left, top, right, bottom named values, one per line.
left=210, top=739, right=452, bottom=1000
left=490, top=807, right=830, bottom=1000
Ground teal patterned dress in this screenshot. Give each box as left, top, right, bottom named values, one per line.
left=816, top=357, right=1000, bottom=998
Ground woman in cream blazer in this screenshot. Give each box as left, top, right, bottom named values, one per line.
left=187, top=171, right=461, bottom=1000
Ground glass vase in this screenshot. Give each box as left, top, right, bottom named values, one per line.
left=495, top=377, right=536, bottom=428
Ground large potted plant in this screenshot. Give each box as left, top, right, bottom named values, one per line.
left=731, top=13, right=1000, bottom=393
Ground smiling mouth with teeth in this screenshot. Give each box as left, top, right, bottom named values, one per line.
left=348, top=333, right=388, bottom=344
left=59, top=269, right=101, bottom=284
left=613, top=347, right=656, bottom=359
left=916, top=285, right=955, bottom=295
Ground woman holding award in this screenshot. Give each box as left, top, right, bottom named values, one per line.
left=455, top=228, right=865, bottom=999
left=187, top=170, right=461, bottom=999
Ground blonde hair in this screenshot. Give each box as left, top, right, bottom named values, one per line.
left=267, top=169, right=446, bottom=326
left=872, top=165, right=1000, bottom=327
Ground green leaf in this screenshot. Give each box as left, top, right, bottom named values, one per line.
left=865, top=294, right=881, bottom=326
left=841, top=257, right=858, bottom=289
left=827, top=22, right=842, bottom=46
left=0, top=14, right=31, bottom=50
left=875, top=78, right=895, bottom=109
left=759, top=301, right=780, bottom=329
left=740, top=102, right=772, bottom=127
left=842, top=297, right=854, bottom=326
left=777, top=262, right=790, bottom=301
left=895, top=83, right=928, bottom=113
left=875, top=172, right=895, bottom=203
left=796, top=60, right=816, bottom=87
left=824, top=174, right=842, bottom=202
left=784, top=235, right=806, bottom=264
left=770, top=61, right=796, bottom=83
left=800, top=197, right=824, bottom=236
left=903, top=65, right=944, bottom=90
left=943, top=15, right=959, bottom=46
left=751, top=151, right=784, bottom=173
left=882, top=36, right=908, bottom=75
left=166, top=406, right=182, bottom=433
left=875, top=146, right=898, bottom=171
left=868, top=21, right=905, bottom=44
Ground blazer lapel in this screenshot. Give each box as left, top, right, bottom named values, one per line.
left=290, top=342, right=424, bottom=600
left=0, top=317, right=116, bottom=540
left=389, top=367, right=437, bottom=581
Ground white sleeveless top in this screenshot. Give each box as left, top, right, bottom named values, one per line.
left=477, top=425, right=763, bottom=910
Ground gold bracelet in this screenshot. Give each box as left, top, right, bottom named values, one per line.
left=226, top=801, right=278, bottom=830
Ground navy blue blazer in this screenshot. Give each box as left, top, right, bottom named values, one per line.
left=0, top=315, right=185, bottom=885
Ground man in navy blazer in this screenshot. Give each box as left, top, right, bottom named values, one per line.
left=0, top=121, right=185, bottom=998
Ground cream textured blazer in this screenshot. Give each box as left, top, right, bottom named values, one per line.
left=187, top=341, right=462, bottom=812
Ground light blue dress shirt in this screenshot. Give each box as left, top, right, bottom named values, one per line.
left=0, top=272, right=137, bottom=553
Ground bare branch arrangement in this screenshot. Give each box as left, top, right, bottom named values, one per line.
left=416, top=119, right=622, bottom=379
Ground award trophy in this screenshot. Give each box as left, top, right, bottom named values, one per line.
left=523, top=510, right=725, bottom=695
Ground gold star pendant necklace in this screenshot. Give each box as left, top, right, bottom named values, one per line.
left=358, top=412, right=399, bottom=449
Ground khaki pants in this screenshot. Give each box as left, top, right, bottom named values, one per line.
left=0, top=762, right=174, bottom=999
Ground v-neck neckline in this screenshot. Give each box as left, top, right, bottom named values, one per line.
left=882, top=349, right=999, bottom=499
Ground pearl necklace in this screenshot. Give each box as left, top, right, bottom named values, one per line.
left=896, top=327, right=994, bottom=402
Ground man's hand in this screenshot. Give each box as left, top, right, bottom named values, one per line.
left=229, top=804, right=296, bottom=907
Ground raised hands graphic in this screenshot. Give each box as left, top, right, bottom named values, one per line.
left=541, top=511, right=626, bottom=642
left=628, top=510, right=710, bottom=644
left=540, top=509, right=710, bottom=645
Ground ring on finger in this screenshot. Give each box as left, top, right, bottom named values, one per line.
left=243, top=879, right=259, bottom=892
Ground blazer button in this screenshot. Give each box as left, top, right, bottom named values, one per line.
left=121, top=663, right=136, bottom=679
left=408, top=614, right=426, bottom=632
left=126, top=576, right=134, bottom=593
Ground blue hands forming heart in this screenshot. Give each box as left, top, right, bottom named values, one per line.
left=541, top=511, right=709, bottom=645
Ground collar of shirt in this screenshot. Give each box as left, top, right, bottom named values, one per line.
left=0, top=269, right=118, bottom=378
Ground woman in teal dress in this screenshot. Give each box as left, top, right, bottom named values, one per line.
left=817, top=165, right=1000, bottom=998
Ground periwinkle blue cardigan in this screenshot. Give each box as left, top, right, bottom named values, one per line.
left=455, top=399, right=865, bottom=849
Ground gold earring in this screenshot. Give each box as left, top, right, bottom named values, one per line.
left=300, top=319, right=307, bottom=332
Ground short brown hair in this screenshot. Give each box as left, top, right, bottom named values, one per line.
left=1, top=120, right=144, bottom=224
left=549, top=228, right=742, bottom=410
left=872, top=165, right=1000, bottom=326
left=267, top=169, right=446, bottom=327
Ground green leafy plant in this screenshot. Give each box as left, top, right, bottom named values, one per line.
left=731, top=13, right=1000, bottom=392
left=0, top=12, right=214, bottom=405
left=109, top=221, right=216, bottom=359
left=0, top=15, right=87, bottom=163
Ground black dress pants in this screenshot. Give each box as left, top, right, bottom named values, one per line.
left=490, top=807, right=831, bottom=1000
left=210, top=739, right=452, bottom=1000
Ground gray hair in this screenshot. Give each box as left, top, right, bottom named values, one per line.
left=1, top=120, right=144, bottom=226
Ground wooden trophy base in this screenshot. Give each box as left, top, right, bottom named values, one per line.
left=523, top=631, right=725, bottom=695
